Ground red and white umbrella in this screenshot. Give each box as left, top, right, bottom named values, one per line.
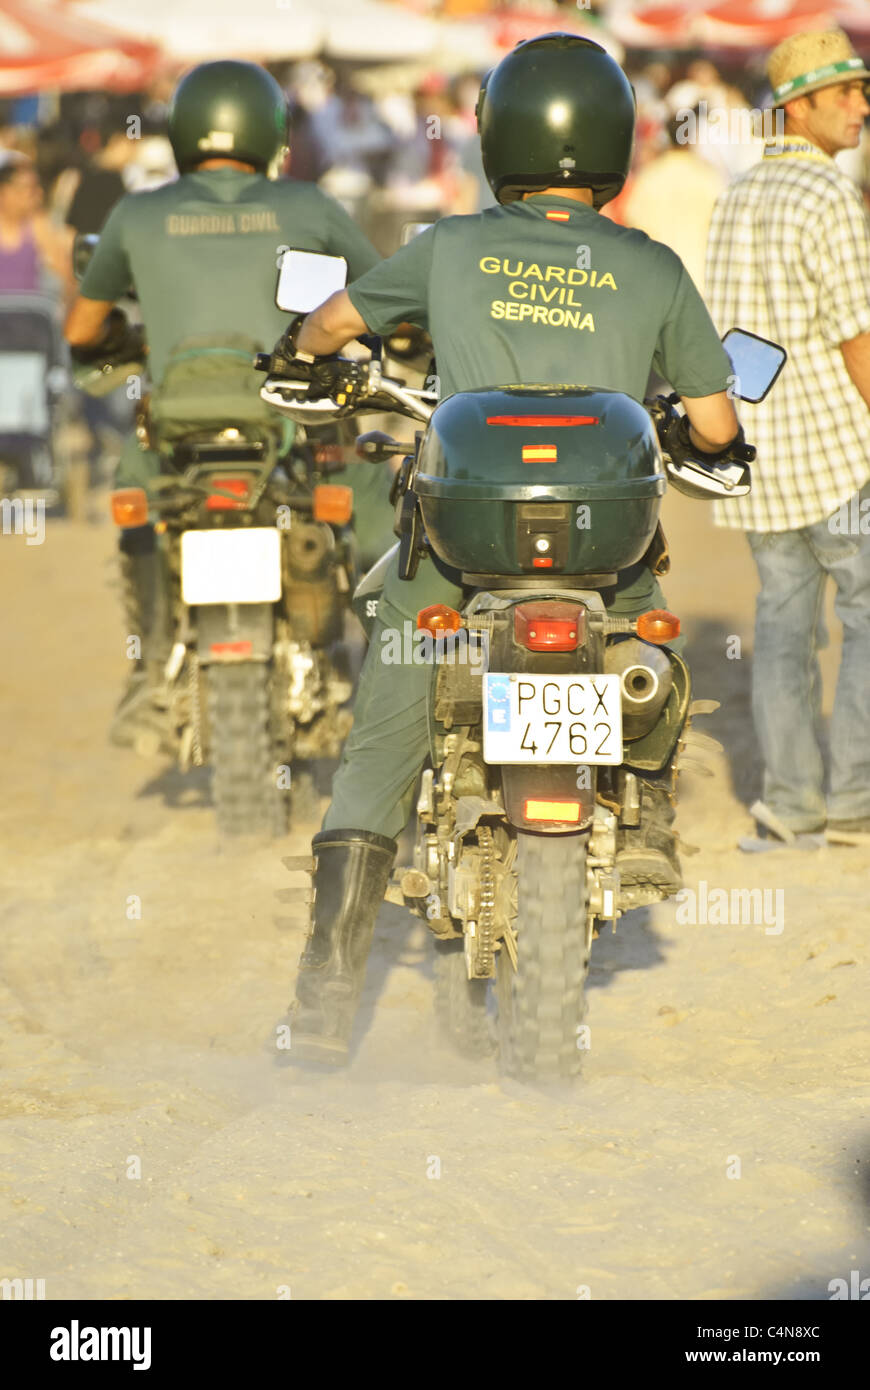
left=697, top=0, right=841, bottom=48
left=611, top=0, right=870, bottom=49
left=608, top=1, right=707, bottom=48
left=0, top=0, right=161, bottom=94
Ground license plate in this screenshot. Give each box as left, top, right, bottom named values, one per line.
left=180, top=528, right=282, bottom=605
left=483, top=672, right=622, bottom=765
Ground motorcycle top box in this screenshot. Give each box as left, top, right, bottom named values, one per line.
left=412, top=386, right=666, bottom=579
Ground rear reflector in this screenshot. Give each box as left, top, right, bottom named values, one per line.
left=417, top=604, right=462, bottom=635
left=210, top=641, right=253, bottom=659
left=206, top=476, right=251, bottom=511
left=110, top=487, right=148, bottom=527
left=525, top=799, right=582, bottom=822
left=486, top=416, right=599, bottom=427
left=532, top=556, right=553, bottom=568
left=515, top=603, right=583, bottom=651
left=312, top=484, right=353, bottom=525
left=636, top=609, right=681, bottom=645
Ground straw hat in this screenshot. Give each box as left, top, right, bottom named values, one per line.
left=767, top=28, right=870, bottom=108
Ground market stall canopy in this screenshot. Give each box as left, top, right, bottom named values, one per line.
left=0, top=0, right=161, bottom=94
left=70, top=0, right=622, bottom=69
left=72, top=0, right=440, bottom=63
left=71, top=0, right=324, bottom=62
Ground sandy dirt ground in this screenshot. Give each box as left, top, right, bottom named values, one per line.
left=1, top=487, right=868, bottom=1302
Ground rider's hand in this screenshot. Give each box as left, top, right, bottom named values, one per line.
left=385, top=322, right=431, bottom=362
left=658, top=408, right=752, bottom=466
left=70, top=307, right=145, bottom=364
left=310, top=357, right=367, bottom=408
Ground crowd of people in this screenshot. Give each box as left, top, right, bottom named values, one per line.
left=2, top=47, right=869, bottom=297
left=2, top=45, right=864, bottom=491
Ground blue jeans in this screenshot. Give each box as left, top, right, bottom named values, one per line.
left=747, top=484, right=870, bottom=830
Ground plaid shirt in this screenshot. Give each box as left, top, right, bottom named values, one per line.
left=705, top=139, right=870, bottom=532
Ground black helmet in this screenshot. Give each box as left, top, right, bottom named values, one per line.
left=168, top=60, right=287, bottom=175
left=476, top=32, right=635, bottom=208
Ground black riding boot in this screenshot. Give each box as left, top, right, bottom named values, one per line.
left=110, top=527, right=172, bottom=753
left=289, top=828, right=397, bottom=1064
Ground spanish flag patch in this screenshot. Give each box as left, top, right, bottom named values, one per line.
left=545, top=210, right=570, bottom=222
left=522, top=444, right=558, bottom=463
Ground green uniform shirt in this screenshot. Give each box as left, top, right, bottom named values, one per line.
left=347, top=193, right=732, bottom=402
left=80, top=170, right=379, bottom=383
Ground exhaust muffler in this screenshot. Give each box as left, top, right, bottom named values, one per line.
left=604, top=638, right=674, bottom=739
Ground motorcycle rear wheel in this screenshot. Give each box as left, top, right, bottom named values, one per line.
left=496, top=832, right=589, bottom=1083
left=207, top=662, right=287, bottom=836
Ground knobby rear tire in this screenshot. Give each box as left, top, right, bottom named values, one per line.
left=496, top=832, right=589, bottom=1083
left=207, top=662, right=287, bottom=837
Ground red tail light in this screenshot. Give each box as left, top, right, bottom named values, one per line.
left=206, top=476, right=251, bottom=511
left=486, top=416, right=599, bottom=427
left=525, top=799, right=582, bottom=822
left=514, top=602, right=583, bottom=652
left=210, top=640, right=253, bottom=659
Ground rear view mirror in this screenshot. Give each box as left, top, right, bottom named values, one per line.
left=722, top=328, right=787, bottom=403
left=275, top=249, right=347, bottom=313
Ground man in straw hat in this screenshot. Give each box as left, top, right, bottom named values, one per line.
left=705, top=28, right=870, bottom=847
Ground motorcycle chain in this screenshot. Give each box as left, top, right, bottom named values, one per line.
left=475, top=823, right=496, bottom=978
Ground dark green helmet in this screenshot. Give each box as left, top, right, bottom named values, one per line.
left=168, top=61, right=287, bottom=175
left=476, top=32, right=635, bottom=209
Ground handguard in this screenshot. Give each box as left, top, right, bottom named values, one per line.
left=652, top=398, right=754, bottom=501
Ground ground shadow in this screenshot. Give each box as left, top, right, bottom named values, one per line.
left=586, top=905, right=669, bottom=991
left=680, top=616, right=763, bottom=808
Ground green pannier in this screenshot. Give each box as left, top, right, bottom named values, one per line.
left=148, top=332, right=288, bottom=455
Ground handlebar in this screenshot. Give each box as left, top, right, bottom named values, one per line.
left=256, top=343, right=436, bottom=426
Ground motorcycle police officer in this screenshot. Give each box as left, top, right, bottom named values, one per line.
left=64, top=60, right=384, bottom=747
left=280, top=33, right=744, bottom=1063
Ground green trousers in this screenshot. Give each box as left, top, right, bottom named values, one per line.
left=324, top=549, right=679, bottom=840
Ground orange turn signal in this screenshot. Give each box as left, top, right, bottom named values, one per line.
left=525, top=799, right=582, bottom=823
left=417, top=604, right=462, bottom=636
left=312, top=484, right=353, bottom=526
left=110, top=488, right=148, bottom=527
left=636, top=609, right=681, bottom=645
